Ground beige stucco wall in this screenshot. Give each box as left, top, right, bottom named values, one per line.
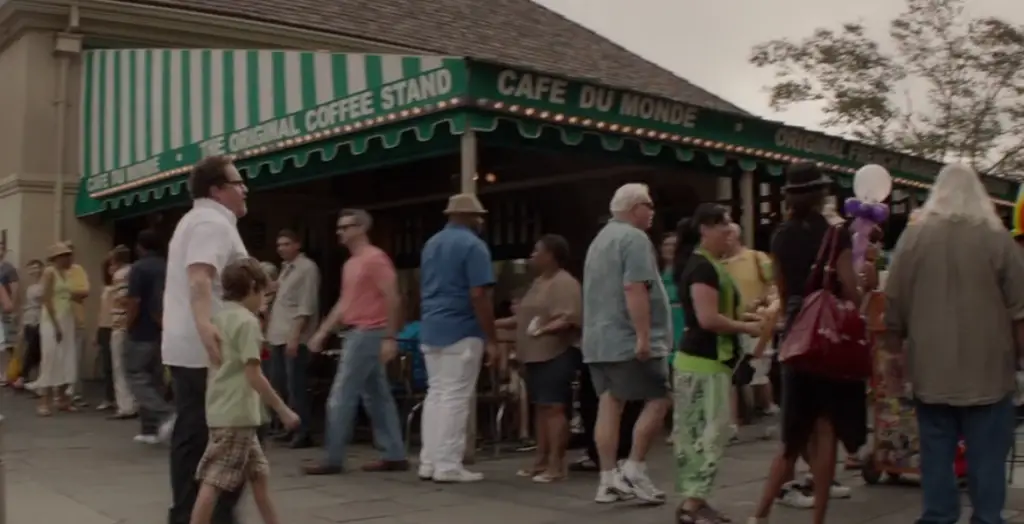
left=0, top=30, right=112, bottom=378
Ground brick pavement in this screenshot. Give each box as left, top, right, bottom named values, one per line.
left=3, top=388, right=1023, bottom=524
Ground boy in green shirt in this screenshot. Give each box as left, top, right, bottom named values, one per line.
left=191, top=258, right=299, bottom=524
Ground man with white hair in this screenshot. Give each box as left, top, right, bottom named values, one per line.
left=582, top=183, right=671, bottom=504
left=885, top=163, right=1024, bottom=524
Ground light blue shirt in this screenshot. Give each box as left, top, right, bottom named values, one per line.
left=581, top=220, right=672, bottom=363
left=420, top=224, right=495, bottom=348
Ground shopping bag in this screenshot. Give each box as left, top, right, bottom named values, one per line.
left=778, top=225, right=871, bottom=381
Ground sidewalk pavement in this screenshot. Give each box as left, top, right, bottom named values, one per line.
left=3, top=389, right=1024, bottom=524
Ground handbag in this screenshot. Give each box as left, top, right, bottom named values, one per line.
left=778, top=225, right=871, bottom=381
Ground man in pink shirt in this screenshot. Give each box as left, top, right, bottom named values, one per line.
left=303, top=209, right=408, bottom=475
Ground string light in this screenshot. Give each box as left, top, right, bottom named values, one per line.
left=90, top=96, right=466, bottom=199
left=93, top=96, right=1015, bottom=209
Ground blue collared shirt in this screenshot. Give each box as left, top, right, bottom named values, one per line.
left=419, top=224, right=495, bottom=348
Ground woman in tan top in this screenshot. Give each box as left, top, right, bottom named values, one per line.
left=497, top=234, right=582, bottom=483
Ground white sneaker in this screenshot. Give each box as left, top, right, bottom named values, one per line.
left=156, top=414, right=176, bottom=443
left=776, top=481, right=814, bottom=509
left=432, top=468, right=484, bottom=483
left=133, top=434, right=160, bottom=445
left=594, top=478, right=635, bottom=503
left=804, top=474, right=852, bottom=499
left=763, top=404, right=780, bottom=415
left=620, top=468, right=665, bottom=504
left=417, top=464, right=434, bottom=481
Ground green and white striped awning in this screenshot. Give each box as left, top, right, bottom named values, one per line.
left=77, top=49, right=465, bottom=214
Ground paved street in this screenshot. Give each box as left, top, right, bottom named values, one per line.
left=4, top=388, right=1024, bottom=524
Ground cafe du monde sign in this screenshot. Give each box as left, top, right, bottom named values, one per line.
left=494, top=69, right=701, bottom=129
left=87, top=67, right=456, bottom=194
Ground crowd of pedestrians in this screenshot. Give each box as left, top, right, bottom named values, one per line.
left=2, top=155, right=1022, bottom=524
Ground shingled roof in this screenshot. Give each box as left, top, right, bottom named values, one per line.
left=121, top=0, right=750, bottom=115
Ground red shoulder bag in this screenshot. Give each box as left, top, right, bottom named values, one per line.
left=778, top=225, right=871, bottom=381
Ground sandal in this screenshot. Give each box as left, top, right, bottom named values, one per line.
left=531, top=471, right=565, bottom=483
left=675, top=506, right=729, bottom=524
left=516, top=465, right=546, bottom=477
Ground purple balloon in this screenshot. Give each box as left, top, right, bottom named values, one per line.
left=868, top=203, right=889, bottom=223
left=844, top=198, right=863, bottom=217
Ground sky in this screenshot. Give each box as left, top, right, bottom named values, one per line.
left=533, top=0, right=1024, bottom=133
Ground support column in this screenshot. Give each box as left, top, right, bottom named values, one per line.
left=739, top=170, right=756, bottom=247
left=460, top=129, right=479, bottom=462
left=460, top=131, right=478, bottom=194
left=715, top=175, right=732, bottom=204
left=53, top=31, right=83, bottom=241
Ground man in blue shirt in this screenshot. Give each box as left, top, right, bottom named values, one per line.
left=124, top=229, right=173, bottom=443
left=418, top=193, right=496, bottom=483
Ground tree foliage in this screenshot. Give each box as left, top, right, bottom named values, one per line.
left=750, top=0, right=1024, bottom=174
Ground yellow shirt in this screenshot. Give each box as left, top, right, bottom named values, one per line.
left=721, top=248, right=772, bottom=313
left=65, top=263, right=90, bottom=328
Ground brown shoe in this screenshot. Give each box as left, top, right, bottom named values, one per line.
left=301, top=462, right=343, bottom=476
left=361, top=459, right=410, bottom=472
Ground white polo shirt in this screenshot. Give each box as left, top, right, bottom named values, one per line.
left=162, top=198, right=248, bottom=368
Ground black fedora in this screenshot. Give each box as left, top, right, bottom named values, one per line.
left=783, top=162, right=832, bottom=193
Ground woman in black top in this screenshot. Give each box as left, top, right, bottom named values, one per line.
left=671, top=203, right=762, bottom=524
left=750, top=163, right=867, bottom=524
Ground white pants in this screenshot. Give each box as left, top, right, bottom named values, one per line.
left=111, top=329, right=137, bottom=413
left=419, top=337, right=484, bottom=474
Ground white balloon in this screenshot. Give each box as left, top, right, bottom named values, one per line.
left=854, top=164, right=892, bottom=203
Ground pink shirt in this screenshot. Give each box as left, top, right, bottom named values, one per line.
left=340, top=245, right=395, bottom=328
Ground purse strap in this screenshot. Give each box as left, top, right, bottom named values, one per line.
left=803, top=225, right=840, bottom=292
left=820, top=225, right=842, bottom=290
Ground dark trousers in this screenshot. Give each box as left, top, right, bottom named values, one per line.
left=168, top=366, right=244, bottom=524
left=126, top=340, right=173, bottom=434
left=577, top=355, right=641, bottom=462
left=269, top=344, right=311, bottom=437
left=21, top=325, right=41, bottom=379
left=97, top=327, right=113, bottom=402
left=916, top=396, right=1014, bottom=524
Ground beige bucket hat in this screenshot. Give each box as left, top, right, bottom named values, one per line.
left=443, top=193, right=487, bottom=215
left=47, top=242, right=72, bottom=260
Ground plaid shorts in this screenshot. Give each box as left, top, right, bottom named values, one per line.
left=195, top=427, right=269, bottom=491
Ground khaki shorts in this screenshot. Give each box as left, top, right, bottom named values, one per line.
left=196, top=427, right=269, bottom=491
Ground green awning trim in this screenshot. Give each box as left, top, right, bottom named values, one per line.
left=240, top=118, right=463, bottom=179
left=471, top=114, right=789, bottom=177
left=78, top=117, right=463, bottom=218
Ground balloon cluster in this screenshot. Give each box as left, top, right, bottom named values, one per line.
left=846, top=164, right=893, bottom=270
left=843, top=198, right=889, bottom=224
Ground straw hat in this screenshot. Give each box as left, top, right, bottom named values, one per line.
left=443, top=193, right=487, bottom=215
left=47, top=242, right=72, bottom=260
